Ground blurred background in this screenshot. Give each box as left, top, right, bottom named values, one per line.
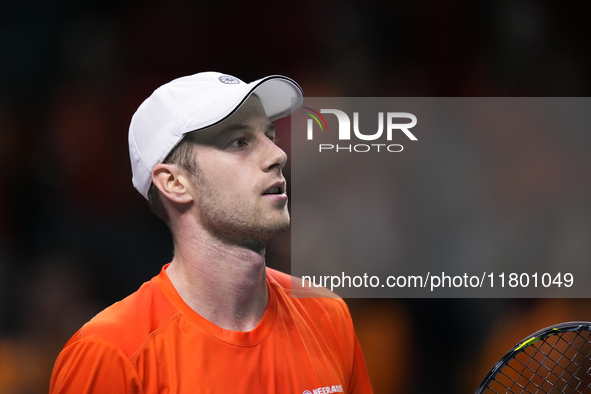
left=1, top=0, right=590, bottom=392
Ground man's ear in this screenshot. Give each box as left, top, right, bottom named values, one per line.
left=152, top=164, right=194, bottom=204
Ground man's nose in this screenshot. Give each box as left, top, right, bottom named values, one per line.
left=262, top=138, right=288, bottom=172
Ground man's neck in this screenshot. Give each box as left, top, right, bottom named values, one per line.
left=166, top=228, right=269, bottom=332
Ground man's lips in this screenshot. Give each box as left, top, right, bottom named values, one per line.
left=262, top=181, right=286, bottom=196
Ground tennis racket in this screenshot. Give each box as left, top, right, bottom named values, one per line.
left=475, top=321, right=591, bottom=393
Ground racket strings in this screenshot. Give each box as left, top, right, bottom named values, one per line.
left=484, top=330, right=591, bottom=394
left=553, top=332, right=591, bottom=392
left=517, top=334, right=585, bottom=391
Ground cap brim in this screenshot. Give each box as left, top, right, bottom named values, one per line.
left=185, top=75, right=304, bottom=133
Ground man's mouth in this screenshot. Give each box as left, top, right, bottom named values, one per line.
left=262, top=182, right=286, bottom=195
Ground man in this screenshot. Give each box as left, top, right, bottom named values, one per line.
left=49, top=72, right=373, bottom=393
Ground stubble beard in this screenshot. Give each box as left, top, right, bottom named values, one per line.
left=194, top=172, right=290, bottom=253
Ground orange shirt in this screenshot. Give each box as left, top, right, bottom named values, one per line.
left=49, top=266, right=373, bottom=394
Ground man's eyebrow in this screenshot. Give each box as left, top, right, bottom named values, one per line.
left=218, top=124, right=249, bottom=135
left=218, top=122, right=276, bottom=135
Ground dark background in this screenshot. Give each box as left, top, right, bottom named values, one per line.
left=1, top=0, right=590, bottom=392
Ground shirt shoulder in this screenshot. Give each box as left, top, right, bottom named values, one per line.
left=68, top=274, right=180, bottom=360
left=266, top=267, right=352, bottom=327
left=266, top=267, right=341, bottom=298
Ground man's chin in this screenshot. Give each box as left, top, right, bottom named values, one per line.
left=208, top=217, right=290, bottom=253
left=269, top=219, right=290, bottom=238
left=256, top=216, right=290, bottom=240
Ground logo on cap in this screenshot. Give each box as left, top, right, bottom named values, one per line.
left=219, top=75, right=241, bottom=84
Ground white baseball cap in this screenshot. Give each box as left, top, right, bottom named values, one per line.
left=129, top=71, right=304, bottom=199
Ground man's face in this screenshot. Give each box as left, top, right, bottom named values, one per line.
left=185, top=95, right=289, bottom=249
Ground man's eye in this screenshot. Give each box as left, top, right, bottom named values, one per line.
left=230, top=139, right=247, bottom=148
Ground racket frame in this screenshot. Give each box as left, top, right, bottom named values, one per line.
left=475, top=321, right=591, bottom=394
